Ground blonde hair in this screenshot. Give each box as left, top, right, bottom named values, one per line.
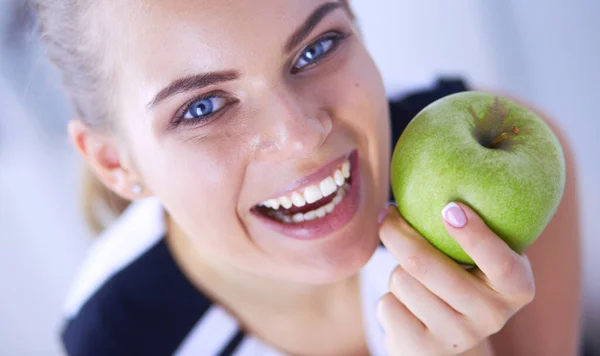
left=36, top=0, right=130, bottom=234
left=80, top=167, right=130, bottom=235
left=36, top=0, right=356, bottom=234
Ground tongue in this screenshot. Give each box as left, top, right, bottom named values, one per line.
left=287, top=194, right=335, bottom=214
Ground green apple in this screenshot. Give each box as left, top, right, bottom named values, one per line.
left=390, top=91, right=566, bottom=265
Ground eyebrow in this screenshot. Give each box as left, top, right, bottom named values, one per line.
left=147, top=1, right=350, bottom=109
left=284, top=1, right=346, bottom=54
left=147, top=70, right=240, bottom=108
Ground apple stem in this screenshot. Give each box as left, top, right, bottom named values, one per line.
left=490, top=126, right=521, bottom=148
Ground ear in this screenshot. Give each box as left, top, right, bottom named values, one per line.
left=68, top=119, right=151, bottom=201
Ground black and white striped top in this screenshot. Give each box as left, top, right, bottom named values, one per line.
left=60, top=79, right=468, bottom=356
left=62, top=198, right=399, bottom=356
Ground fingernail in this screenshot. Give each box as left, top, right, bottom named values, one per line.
left=442, top=202, right=467, bottom=228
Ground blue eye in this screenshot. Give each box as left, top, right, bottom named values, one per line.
left=294, top=34, right=342, bottom=71
left=182, top=96, right=227, bottom=120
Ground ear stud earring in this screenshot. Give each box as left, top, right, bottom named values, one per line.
left=132, top=184, right=143, bottom=195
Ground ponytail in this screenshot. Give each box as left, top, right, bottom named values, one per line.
left=35, top=1, right=131, bottom=234
left=80, top=166, right=130, bottom=235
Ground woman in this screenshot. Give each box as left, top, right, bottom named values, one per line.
left=39, top=0, right=581, bottom=355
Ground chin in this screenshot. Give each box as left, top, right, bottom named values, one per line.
left=244, top=149, right=387, bottom=284
left=304, top=228, right=382, bottom=285
left=263, top=202, right=383, bottom=286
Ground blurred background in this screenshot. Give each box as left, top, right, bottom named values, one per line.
left=1, top=0, right=598, bottom=355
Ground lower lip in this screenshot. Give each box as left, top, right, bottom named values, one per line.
left=252, top=150, right=362, bottom=241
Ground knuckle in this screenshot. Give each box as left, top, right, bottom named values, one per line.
left=385, top=213, right=413, bottom=234
left=506, top=258, right=536, bottom=304
left=518, top=257, right=537, bottom=302
left=494, top=254, right=520, bottom=280
left=376, top=294, right=390, bottom=325
left=379, top=220, right=394, bottom=238
left=403, top=252, right=429, bottom=279
left=524, top=283, right=536, bottom=303
left=388, top=265, right=407, bottom=291
left=378, top=292, right=401, bottom=324
left=515, top=281, right=536, bottom=305
left=378, top=292, right=394, bottom=313
left=380, top=220, right=404, bottom=241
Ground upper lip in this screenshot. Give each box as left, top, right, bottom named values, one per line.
left=254, top=151, right=352, bottom=206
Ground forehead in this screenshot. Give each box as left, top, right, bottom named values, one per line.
left=119, top=0, right=339, bottom=85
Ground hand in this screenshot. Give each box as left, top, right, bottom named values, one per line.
left=377, top=202, right=536, bottom=356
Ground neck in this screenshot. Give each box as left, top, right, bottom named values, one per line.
left=165, top=217, right=360, bottom=317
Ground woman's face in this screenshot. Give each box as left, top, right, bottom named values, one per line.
left=112, top=0, right=391, bottom=284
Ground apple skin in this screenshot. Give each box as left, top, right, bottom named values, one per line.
left=390, top=91, right=566, bottom=265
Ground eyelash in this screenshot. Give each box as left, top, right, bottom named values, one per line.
left=172, top=91, right=234, bottom=128
left=172, top=30, right=350, bottom=128
left=291, top=30, right=349, bottom=73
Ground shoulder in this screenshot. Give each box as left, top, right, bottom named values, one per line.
left=61, top=199, right=212, bottom=355
left=62, top=198, right=166, bottom=317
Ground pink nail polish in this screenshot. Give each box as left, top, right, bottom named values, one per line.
left=442, top=202, right=467, bottom=228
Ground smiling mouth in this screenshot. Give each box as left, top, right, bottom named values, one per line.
left=254, top=159, right=352, bottom=224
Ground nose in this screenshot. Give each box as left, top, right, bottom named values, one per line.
left=254, top=87, right=332, bottom=162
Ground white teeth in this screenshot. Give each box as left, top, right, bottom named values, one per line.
left=333, top=194, right=343, bottom=205
left=279, top=196, right=293, bottom=209
left=319, top=177, right=337, bottom=197
left=270, top=185, right=348, bottom=224
left=325, top=201, right=335, bottom=214
left=304, top=210, right=317, bottom=221
left=334, top=170, right=345, bottom=186
left=315, top=207, right=326, bottom=218
left=304, top=185, right=323, bottom=204
left=267, top=199, right=280, bottom=210
left=342, top=161, right=351, bottom=179
left=259, top=159, right=351, bottom=211
left=291, top=192, right=306, bottom=207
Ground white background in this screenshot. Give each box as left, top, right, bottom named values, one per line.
left=1, top=1, right=598, bottom=354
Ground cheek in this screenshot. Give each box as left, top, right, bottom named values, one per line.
left=327, top=48, right=391, bottom=192
left=344, top=49, right=389, bottom=131
left=317, top=42, right=390, bottom=142
left=136, top=135, right=250, bottom=249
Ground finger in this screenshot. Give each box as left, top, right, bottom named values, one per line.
left=377, top=293, right=430, bottom=353
left=441, top=202, right=535, bottom=298
left=388, top=265, right=463, bottom=334
left=377, top=292, right=426, bottom=332
left=390, top=261, right=515, bottom=342
left=380, top=206, right=484, bottom=314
